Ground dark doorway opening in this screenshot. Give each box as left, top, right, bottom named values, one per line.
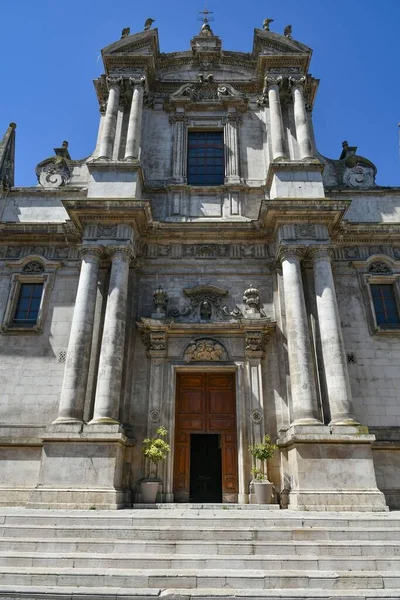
left=190, top=434, right=222, bottom=502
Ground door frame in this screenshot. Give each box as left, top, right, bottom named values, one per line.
left=158, top=363, right=249, bottom=504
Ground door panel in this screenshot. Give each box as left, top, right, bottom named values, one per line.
left=173, top=372, right=238, bottom=502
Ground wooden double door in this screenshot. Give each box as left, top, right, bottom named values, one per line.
left=173, top=372, right=238, bottom=502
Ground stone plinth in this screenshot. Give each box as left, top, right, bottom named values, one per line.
left=266, top=161, right=325, bottom=199
left=27, top=424, right=135, bottom=509
left=279, top=425, right=388, bottom=512
left=87, top=160, right=143, bottom=198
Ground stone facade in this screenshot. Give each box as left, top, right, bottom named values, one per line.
left=0, top=20, right=399, bottom=511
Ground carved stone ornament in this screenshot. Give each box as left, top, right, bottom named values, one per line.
left=153, top=287, right=169, bottom=315
left=344, top=246, right=359, bottom=259
left=243, top=285, right=266, bottom=317
left=368, top=261, right=392, bottom=275
left=140, top=329, right=167, bottom=354
left=172, top=285, right=228, bottom=318
left=97, top=224, right=118, bottom=238
left=252, top=410, right=263, bottom=424
left=245, top=331, right=270, bottom=354
left=289, top=76, right=306, bottom=90
left=294, top=223, right=316, bottom=239
left=183, top=244, right=229, bottom=259
left=343, top=164, right=375, bottom=189
left=22, top=261, right=45, bottom=274
left=184, top=339, right=227, bottom=363
left=35, top=156, right=70, bottom=188
left=171, top=75, right=242, bottom=103
left=393, top=248, right=400, bottom=260
left=149, top=409, right=160, bottom=423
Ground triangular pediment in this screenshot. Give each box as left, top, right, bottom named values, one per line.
left=101, top=28, right=159, bottom=57
left=253, top=28, right=312, bottom=56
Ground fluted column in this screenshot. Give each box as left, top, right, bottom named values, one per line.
left=224, top=112, right=241, bottom=184
left=170, top=114, right=187, bottom=182
left=98, top=77, right=123, bottom=159
left=54, top=247, right=102, bottom=423
left=289, top=76, right=313, bottom=160
left=90, top=248, right=132, bottom=424
left=124, top=77, right=145, bottom=160
left=264, top=76, right=287, bottom=160
left=310, top=248, right=358, bottom=425
left=280, top=247, right=321, bottom=425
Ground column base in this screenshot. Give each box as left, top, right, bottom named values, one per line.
left=278, top=429, right=388, bottom=512
left=27, top=423, right=135, bottom=510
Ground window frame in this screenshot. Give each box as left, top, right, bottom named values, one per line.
left=186, top=129, right=225, bottom=187
left=365, top=273, right=400, bottom=334
left=1, top=257, right=59, bottom=335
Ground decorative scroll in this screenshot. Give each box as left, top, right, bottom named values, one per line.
left=368, top=262, right=392, bottom=275
left=22, top=261, right=45, bottom=274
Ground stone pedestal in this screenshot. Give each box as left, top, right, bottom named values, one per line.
left=28, top=424, right=135, bottom=509
left=279, top=425, right=388, bottom=511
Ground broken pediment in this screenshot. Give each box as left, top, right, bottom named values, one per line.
left=101, top=28, right=160, bottom=57
left=253, top=29, right=312, bottom=57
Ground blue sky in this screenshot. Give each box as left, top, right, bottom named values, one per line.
left=1, top=0, right=399, bottom=187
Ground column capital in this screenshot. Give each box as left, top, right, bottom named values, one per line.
left=263, top=75, right=283, bottom=93
left=106, top=76, right=123, bottom=90
left=78, top=245, right=104, bottom=260
left=308, top=246, right=334, bottom=262
left=288, top=76, right=306, bottom=91
left=107, top=246, right=135, bottom=262
left=278, top=246, right=305, bottom=263
left=129, top=76, right=146, bottom=88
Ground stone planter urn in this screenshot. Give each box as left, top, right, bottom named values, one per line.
left=253, top=481, right=274, bottom=504
left=140, top=480, right=160, bottom=504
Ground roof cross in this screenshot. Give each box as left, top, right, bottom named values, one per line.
left=198, top=3, right=214, bottom=24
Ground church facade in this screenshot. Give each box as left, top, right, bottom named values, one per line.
left=0, top=20, right=399, bottom=511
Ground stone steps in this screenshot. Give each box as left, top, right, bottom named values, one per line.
left=2, top=587, right=400, bottom=600
left=2, top=524, right=400, bottom=541
left=0, top=566, right=400, bottom=589
left=1, top=538, right=400, bottom=556
left=1, top=508, right=400, bottom=599
left=2, top=551, right=400, bottom=571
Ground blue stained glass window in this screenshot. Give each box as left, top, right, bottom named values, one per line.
left=187, top=131, right=224, bottom=186
left=371, top=284, right=400, bottom=326
left=13, top=283, right=43, bottom=327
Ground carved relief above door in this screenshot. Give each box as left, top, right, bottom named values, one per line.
left=173, top=372, right=238, bottom=503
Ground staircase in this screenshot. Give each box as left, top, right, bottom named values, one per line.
left=0, top=505, right=399, bottom=599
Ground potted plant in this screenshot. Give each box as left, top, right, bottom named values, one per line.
left=249, top=435, right=277, bottom=504
left=140, top=426, right=171, bottom=503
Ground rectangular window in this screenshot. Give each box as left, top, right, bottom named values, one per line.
left=187, top=131, right=224, bottom=186
left=371, top=284, right=400, bottom=326
left=13, top=283, right=43, bottom=327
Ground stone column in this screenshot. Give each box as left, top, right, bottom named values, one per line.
left=264, top=76, right=287, bottom=161
left=224, top=112, right=241, bottom=184
left=124, top=77, right=145, bottom=160
left=279, top=247, right=321, bottom=425
left=54, top=247, right=102, bottom=423
left=310, top=248, right=358, bottom=425
left=289, top=77, right=313, bottom=160
left=98, top=77, right=123, bottom=159
left=170, top=114, right=187, bottom=182
left=90, top=248, right=132, bottom=423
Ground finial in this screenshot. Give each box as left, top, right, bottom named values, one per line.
left=9, top=123, right=16, bottom=129
left=144, top=18, right=155, bottom=31
left=121, top=27, right=130, bottom=38
left=198, top=3, right=214, bottom=36
left=263, top=18, right=274, bottom=31
left=284, top=24, right=292, bottom=38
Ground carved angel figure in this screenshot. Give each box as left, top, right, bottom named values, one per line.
left=144, top=18, right=155, bottom=30
left=263, top=18, right=274, bottom=31
left=284, top=25, right=292, bottom=38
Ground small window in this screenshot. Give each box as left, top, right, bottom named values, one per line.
left=12, top=283, right=43, bottom=327
left=187, top=131, right=224, bottom=186
left=371, top=284, right=400, bottom=327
